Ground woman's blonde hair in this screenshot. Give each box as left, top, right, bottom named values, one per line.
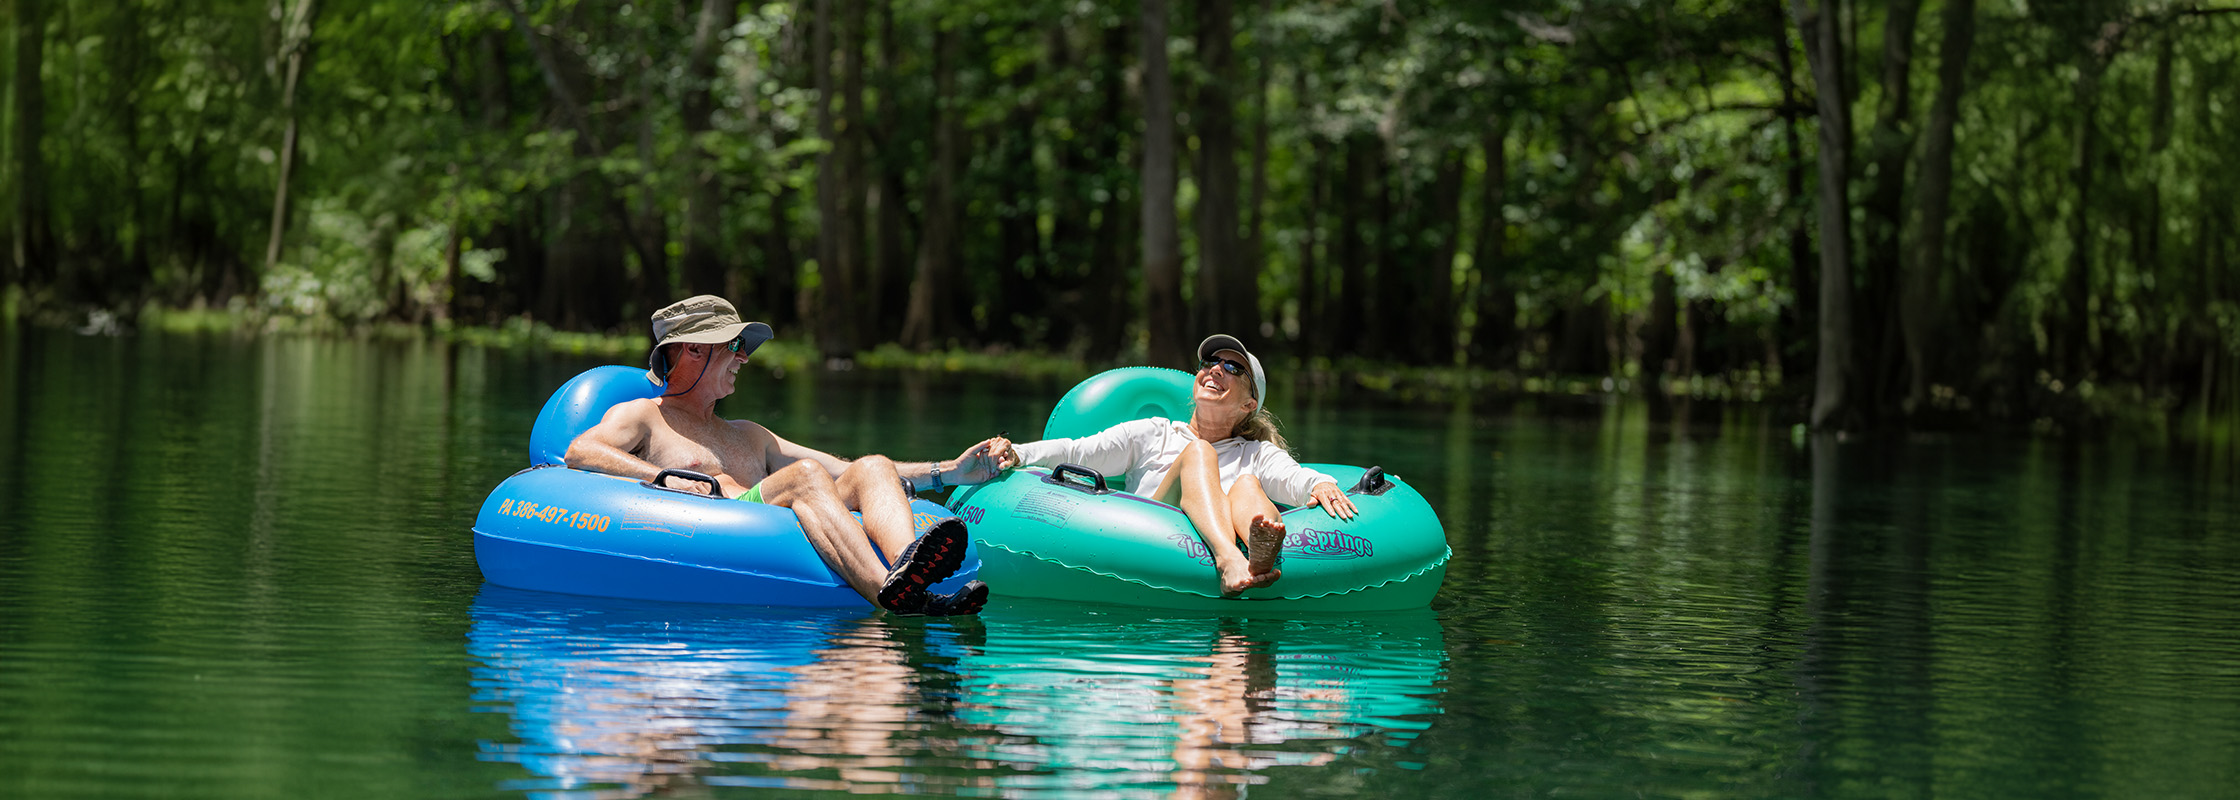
left=1231, top=406, right=1290, bottom=453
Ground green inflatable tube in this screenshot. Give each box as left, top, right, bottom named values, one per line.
left=946, top=367, right=1450, bottom=612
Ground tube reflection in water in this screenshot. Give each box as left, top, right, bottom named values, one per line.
left=470, top=587, right=1447, bottom=799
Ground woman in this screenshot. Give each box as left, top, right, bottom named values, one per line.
left=988, top=335, right=1358, bottom=595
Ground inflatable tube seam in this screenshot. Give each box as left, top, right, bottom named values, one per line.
left=981, top=541, right=1451, bottom=601
left=473, top=529, right=840, bottom=589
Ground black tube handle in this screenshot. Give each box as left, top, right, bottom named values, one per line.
left=1348, top=466, right=1392, bottom=496
left=1044, top=463, right=1111, bottom=494
left=647, top=468, right=722, bottom=496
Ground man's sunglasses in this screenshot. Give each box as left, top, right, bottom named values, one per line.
left=1201, top=357, right=1247, bottom=377
left=704, top=334, right=752, bottom=354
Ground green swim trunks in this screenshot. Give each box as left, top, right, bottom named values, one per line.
left=737, top=482, right=765, bottom=504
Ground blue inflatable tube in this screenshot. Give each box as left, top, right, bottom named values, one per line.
left=473, top=365, right=979, bottom=606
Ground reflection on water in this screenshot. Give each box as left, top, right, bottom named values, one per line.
left=952, top=605, right=1445, bottom=798
left=468, top=589, right=1446, bottom=799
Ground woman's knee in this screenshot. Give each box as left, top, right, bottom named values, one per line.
left=1180, top=438, right=1217, bottom=463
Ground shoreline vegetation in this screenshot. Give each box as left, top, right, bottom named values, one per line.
left=8, top=288, right=2223, bottom=447
left=5, top=3, right=2239, bottom=448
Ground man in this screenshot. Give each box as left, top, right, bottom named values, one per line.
left=566, top=295, right=1002, bottom=616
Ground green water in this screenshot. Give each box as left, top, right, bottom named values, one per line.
left=2, top=328, right=2237, bottom=799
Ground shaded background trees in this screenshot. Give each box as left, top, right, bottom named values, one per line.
left=3, top=0, right=2236, bottom=433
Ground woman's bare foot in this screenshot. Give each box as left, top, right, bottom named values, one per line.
left=1235, top=515, right=1286, bottom=592
left=1217, top=557, right=1259, bottom=595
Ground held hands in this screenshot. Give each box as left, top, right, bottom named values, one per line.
left=946, top=436, right=1014, bottom=485
left=1308, top=482, right=1358, bottom=520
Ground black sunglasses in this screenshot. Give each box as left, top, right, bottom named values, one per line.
left=701, top=334, right=750, bottom=355
left=1201, top=357, right=1247, bottom=377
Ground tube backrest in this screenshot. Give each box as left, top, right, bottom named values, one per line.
left=529, top=365, right=665, bottom=466
left=1042, top=367, right=1196, bottom=441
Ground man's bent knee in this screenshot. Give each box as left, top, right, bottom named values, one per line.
left=761, top=460, right=838, bottom=505
left=843, top=454, right=898, bottom=480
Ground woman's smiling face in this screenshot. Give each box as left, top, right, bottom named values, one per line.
left=1195, top=349, right=1255, bottom=410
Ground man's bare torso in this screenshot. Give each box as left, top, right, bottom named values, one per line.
left=631, top=399, right=777, bottom=487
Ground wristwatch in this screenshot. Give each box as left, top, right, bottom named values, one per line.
left=930, top=461, right=943, bottom=490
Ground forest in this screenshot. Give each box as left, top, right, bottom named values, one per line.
left=3, top=0, right=2237, bottom=433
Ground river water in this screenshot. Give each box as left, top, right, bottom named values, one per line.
left=2, top=328, right=2236, bottom=799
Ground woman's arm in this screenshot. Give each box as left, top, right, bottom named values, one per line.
left=1250, top=444, right=1353, bottom=518
left=997, top=418, right=1160, bottom=478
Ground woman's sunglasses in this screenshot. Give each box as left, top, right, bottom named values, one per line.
left=1201, top=357, right=1247, bottom=377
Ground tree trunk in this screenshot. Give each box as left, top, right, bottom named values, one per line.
left=1469, top=121, right=1513, bottom=368
left=1242, top=0, right=1274, bottom=342
left=1646, top=260, right=1679, bottom=386
left=449, top=29, right=514, bottom=323
left=1860, top=0, right=1919, bottom=418
left=840, top=0, right=869, bottom=344
left=634, top=74, right=671, bottom=317
left=745, top=13, right=801, bottom=326
left=812, top=0, right=858, bottom=355
left=993, top=28, right=1041, bottom=345
left=1902, top=0, right=1974, bottom=414
left=765, top=184, right=801, bottom=326
left=111, top=0, right=151, bottom=304
left=262, top=0, right=319, bottom=278
left=2065, top=57, right=2105, bottom=379
left=1792, top=0, right=1857, bottom=430
left=442, top=191, right=461, bottom=323
left=8, top=0, right=49, bottom=287
left=369, top=213, right=403, bottom=319
left=1298, top=126, right=1326, bottom=353
left=1335, top=136, right=1373, bottom=351
left=870, top=0, right=910, bottom=343
left=900, top=21, right=961, bottom=350
left=1770, top=0, right=1813, bottom=384
left=1141, top=0, right=1185, bottom=360
left=1193, top=0, right=1246, bottom=338
left=1421, top=147, right=1464, bottom=365
left=679, top=0, right=735, bottom=298
left=1365, top=142, right=1394, bottom=357
left=1084, top=16, right=1134, bottom=362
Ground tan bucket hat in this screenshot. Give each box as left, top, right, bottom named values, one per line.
left=646, top=295, right=772, bottom=383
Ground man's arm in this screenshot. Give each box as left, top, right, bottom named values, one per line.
left=762, top=427, right=855, bottom=479
left=763, top=430, right=1003, bottom=492
left=565, top=401, right=664, bottom=481
left=893, top=438, right=1005, bottom=490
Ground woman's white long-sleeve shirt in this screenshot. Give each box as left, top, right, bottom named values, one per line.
left=1010, top=418, right=1338, bottom=506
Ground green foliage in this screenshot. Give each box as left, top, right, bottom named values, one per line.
left=4, top=0, right=2236, bottom=432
